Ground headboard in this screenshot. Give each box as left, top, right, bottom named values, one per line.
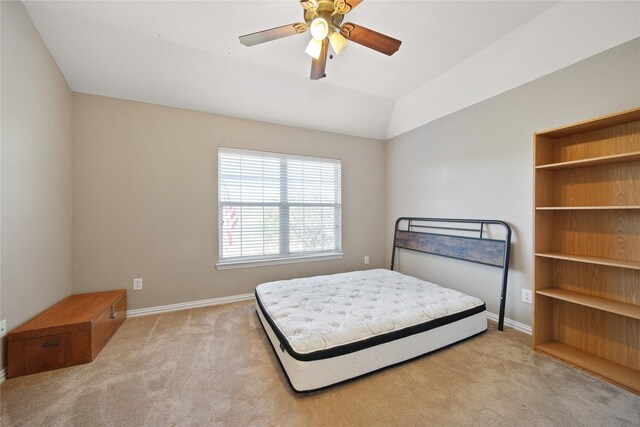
left=391, top=217, right=512, bottom=331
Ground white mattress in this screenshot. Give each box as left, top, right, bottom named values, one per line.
left=255, top=269, right=487, bottom=392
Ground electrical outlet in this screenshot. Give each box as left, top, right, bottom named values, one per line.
left=0, top=319, right=7, bottom=338
left=522, top=289, right=532, bottom=304
left=364, top=256, right=370, bottom=265
left=133, top=278, right=143, bottom=291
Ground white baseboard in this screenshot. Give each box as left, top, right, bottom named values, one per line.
left=124, top=293, right=533, bottom=336
left=126, top=293, right=254, bottom=317
left=0, top=298, right=527, bottom=384
left=0, top=296, right=255, bottom=382
left=486, top=311, right=532, bottom=335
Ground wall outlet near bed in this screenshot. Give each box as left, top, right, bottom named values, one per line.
left=522, top=289, right=532, bottom=304
left=364, top=256, right=370, bottom=265
left=133, top=278, right=143, bottom=291
left=0, top=319, right=7, bottom=337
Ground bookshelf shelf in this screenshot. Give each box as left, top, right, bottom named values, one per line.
left=533, top=107, right=640, bottom=394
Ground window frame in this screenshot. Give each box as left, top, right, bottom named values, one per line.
left=216, top=147, right=343, bottom=269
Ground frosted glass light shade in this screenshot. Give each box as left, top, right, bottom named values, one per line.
left=329, top=31, right=347, bottom=55
left=310, top=17, right=329, bottom=40
left=305, top=38, right=323, bottom=59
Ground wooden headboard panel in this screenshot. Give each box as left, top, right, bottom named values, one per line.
left=391, top=217, right=512, bottom=330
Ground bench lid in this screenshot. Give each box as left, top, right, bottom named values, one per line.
left=8, top=290, right=126, bottom=339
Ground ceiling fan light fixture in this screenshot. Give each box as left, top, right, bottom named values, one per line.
left=310, top=17, right=329, bottom=40
left=305, top=38, right=323, bottom=59
left=329, top=31, right=347, bottom=55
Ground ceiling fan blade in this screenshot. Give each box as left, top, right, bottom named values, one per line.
left=334, top=0, right=364, bottom=14
left=239, top=23, right=307, bottom=47
left=310, top=40, right=329, bottom=80
left=340, top=23, right=401, bottom=56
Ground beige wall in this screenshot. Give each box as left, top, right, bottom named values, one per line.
left=72, top=94, right=386, bottom=310
left=385, top=38, right=640, bottom=327
left=3, top=2, right=637, bottom=375
left=1, top=1, right=73, bottom=368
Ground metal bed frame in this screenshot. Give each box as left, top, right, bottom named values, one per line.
left=390, top=217, right=512, bottom=331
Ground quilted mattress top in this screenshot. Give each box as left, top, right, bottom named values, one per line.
left=255, top=269, right=485, bottom=357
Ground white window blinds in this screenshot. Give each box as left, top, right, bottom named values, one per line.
left=218, top=147, right=342, bottom=263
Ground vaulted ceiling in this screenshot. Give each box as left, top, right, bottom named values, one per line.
left=23, top=1, right=640, bottom=139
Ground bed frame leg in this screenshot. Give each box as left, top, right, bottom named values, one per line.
left=498, top=237, right=511, bottom=331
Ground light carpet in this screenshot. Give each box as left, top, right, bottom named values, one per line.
left=1, top=301, right=638, bottom=426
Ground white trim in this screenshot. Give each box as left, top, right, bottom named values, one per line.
left=123, top=291, right=533, bottom=337
left=386, top=1, right=640, bottom=138
left=219, top=146, right=341, bottom=164
left=486, top=311, right=532, bottom=335
left=216, top=252, right=344, bottom=270
left=0, top=300, right=527, bottom=383
left=126, top=293, right=254, bottom=318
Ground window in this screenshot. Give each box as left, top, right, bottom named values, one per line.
left=217, top=147, right=342, bottom=267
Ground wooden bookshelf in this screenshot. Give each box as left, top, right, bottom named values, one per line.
left=536, top=341, right=640, bottom=392
left=536, top=288, right=640, bottom=320
left=534, top=253, right=640, bottom=270
left=535, top=206, right=640, bottom=211
left=534, top=151, right=640, bottom=170
left=533, top=107, right=640, bottom=394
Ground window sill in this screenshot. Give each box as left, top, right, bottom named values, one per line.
left=216, top=252, right=344, bottom=270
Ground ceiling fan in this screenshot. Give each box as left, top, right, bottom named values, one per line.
left=238, top=0, right=402, bottom=80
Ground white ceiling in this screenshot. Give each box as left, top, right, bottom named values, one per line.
left=22, top=1, right=640, bottom=139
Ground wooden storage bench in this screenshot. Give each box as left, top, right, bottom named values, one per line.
left=7, top=290, right=127, bottom=378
